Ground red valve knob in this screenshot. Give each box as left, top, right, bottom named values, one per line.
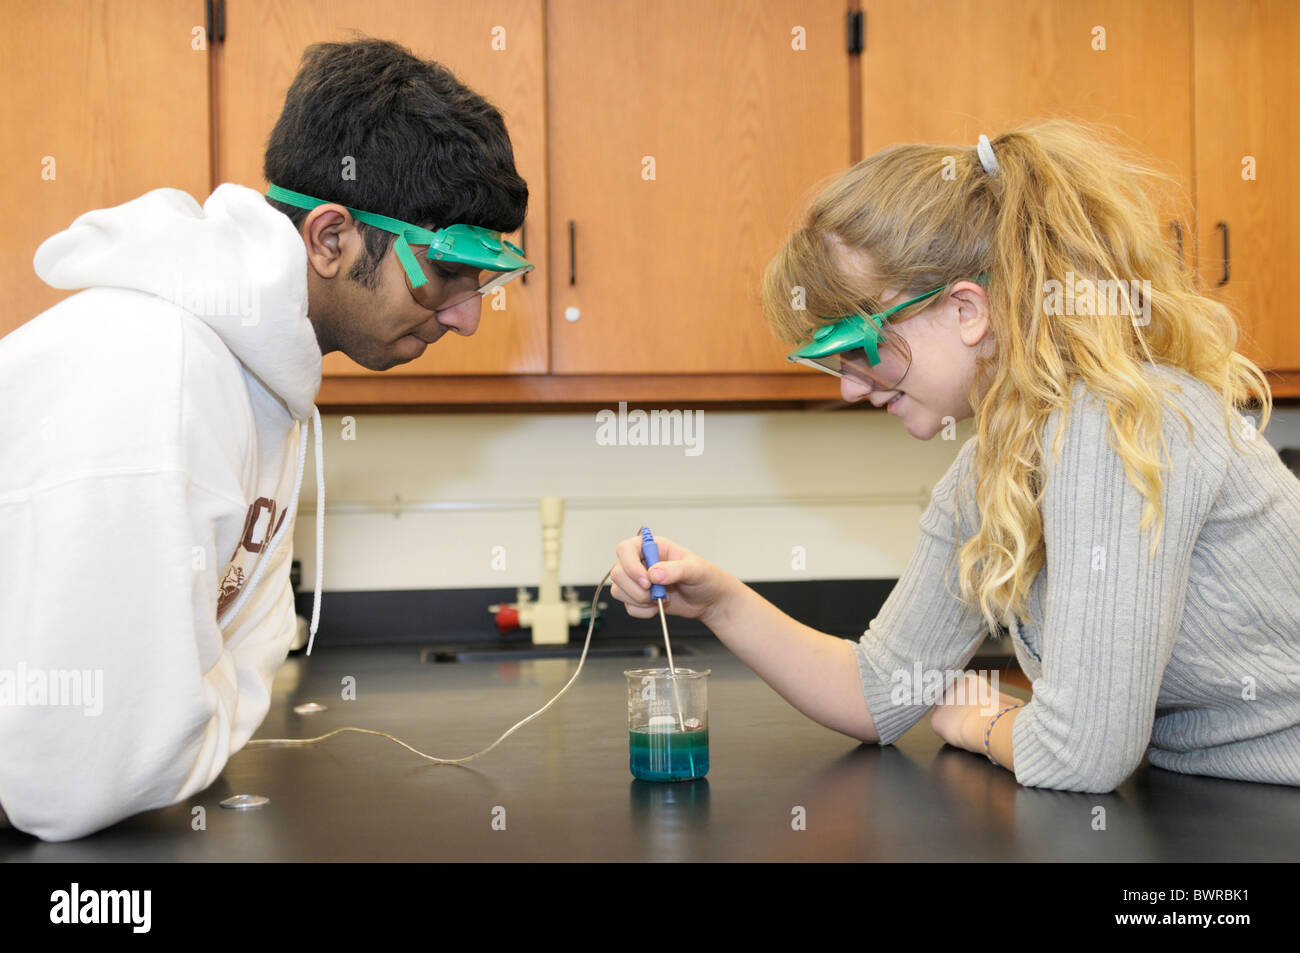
left=495, top=604, right=520, bottom=634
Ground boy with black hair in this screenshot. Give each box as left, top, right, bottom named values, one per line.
left=0, top=38, right=529, bottom=841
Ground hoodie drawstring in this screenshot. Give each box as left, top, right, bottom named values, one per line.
left=306, top=407, right=324, bottom=655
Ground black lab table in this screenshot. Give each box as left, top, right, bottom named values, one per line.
left=1, top=643, right=1295, bottom=861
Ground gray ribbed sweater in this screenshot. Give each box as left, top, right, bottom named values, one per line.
left=850, top=362, right=1300, bottom=791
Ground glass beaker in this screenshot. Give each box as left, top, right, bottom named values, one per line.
left=624, top=667, right=710, bottom=781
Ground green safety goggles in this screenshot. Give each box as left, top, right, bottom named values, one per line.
left=786, top=274, right=987, bottom=377
left=266, top=183, right=533, bottom=311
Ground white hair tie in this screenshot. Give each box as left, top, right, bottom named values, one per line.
left=977, top=134, right=1000, bottom=176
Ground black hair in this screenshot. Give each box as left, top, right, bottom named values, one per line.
left=263, top=37, right=529, bottom=289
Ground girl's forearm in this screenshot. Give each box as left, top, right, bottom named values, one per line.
left=701, top=571, right=879, bottom=743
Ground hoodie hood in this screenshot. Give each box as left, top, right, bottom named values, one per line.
left=34, top=181, right=327, bottom=655
left=33, top=183, right=322, bottom=421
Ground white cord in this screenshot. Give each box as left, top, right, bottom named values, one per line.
left=247, top=566, right=617, bottom=764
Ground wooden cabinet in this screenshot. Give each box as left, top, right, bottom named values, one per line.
left=4, top=0, right=1297, bottom=399
left=216, top=0, right=549, bottom=376
left=546, top=0, right=851, bottom=375
left=0, top=0, right=210, bottom=338
left=1193, top=0, right=1300, bottom=375
left=858, top=0, right=1195, bottom=246
left=855, top=0, right=1299, bottom=392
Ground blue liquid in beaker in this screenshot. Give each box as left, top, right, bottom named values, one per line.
left=629, top=726, right=709, bottom=781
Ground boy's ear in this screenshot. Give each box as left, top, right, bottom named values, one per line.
left=302, top=205, right=351, bottom=279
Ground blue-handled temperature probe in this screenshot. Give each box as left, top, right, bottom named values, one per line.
left=639, top=526, right=667, bottom=600
left=639, top=527, right=687, bottom=733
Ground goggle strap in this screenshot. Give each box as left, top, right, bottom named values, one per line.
left=266, top=184, right=535, bottom=285
left=878, top=285, right=944, bottom=320
left=268, top=182, right=445, bottom=258
left=864, top=312, right=883, bottom=365
left=393, top=235, right=428, bottom=289
left=266, top=183, right=326, bottom=212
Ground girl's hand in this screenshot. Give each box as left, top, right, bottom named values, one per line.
left=610, top=534, right=730, bottom=623
left=930, top=671, right=1023, bottom=752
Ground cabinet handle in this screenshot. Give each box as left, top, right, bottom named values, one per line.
left=1169, top=220, right=1184, bottom=265
left=520, top=222, right=527, bottom=284
left=568, top=220, right=576, bottom=286
left=1215, top=221, right=1230, bottom=287
left=205, top=0, right=225, bottom=44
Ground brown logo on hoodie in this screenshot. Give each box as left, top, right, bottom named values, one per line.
left=217, top=496, right=289, bottom=618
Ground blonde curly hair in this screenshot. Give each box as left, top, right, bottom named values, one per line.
left=762, top=118, right=1272, bottom=634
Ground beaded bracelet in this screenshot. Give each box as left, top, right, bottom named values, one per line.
left=983, top=703, right=1024, bottom=767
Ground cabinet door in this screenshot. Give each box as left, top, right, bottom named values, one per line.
left=0, top=0, right=211, bottom=339
left=218, top=0, right=548, bottom=375
left=859, top=0, right=1195, bottom=229
left=547, top=0, right=852, bottom=374
left=1194, top=0, right=1300, bottom=372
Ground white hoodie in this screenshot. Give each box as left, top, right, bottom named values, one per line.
left=0, top=184, right=325, bottom=841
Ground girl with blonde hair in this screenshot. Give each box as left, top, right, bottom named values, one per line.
left=612, top=119, right=1300, bottom=792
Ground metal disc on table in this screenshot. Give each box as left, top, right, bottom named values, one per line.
left=220, top=794, right=270, bottom=810
left=293, top=702, right=327, bottom=714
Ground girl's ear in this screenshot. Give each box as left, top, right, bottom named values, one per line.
left=951, top=280, right=992, bottom=349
